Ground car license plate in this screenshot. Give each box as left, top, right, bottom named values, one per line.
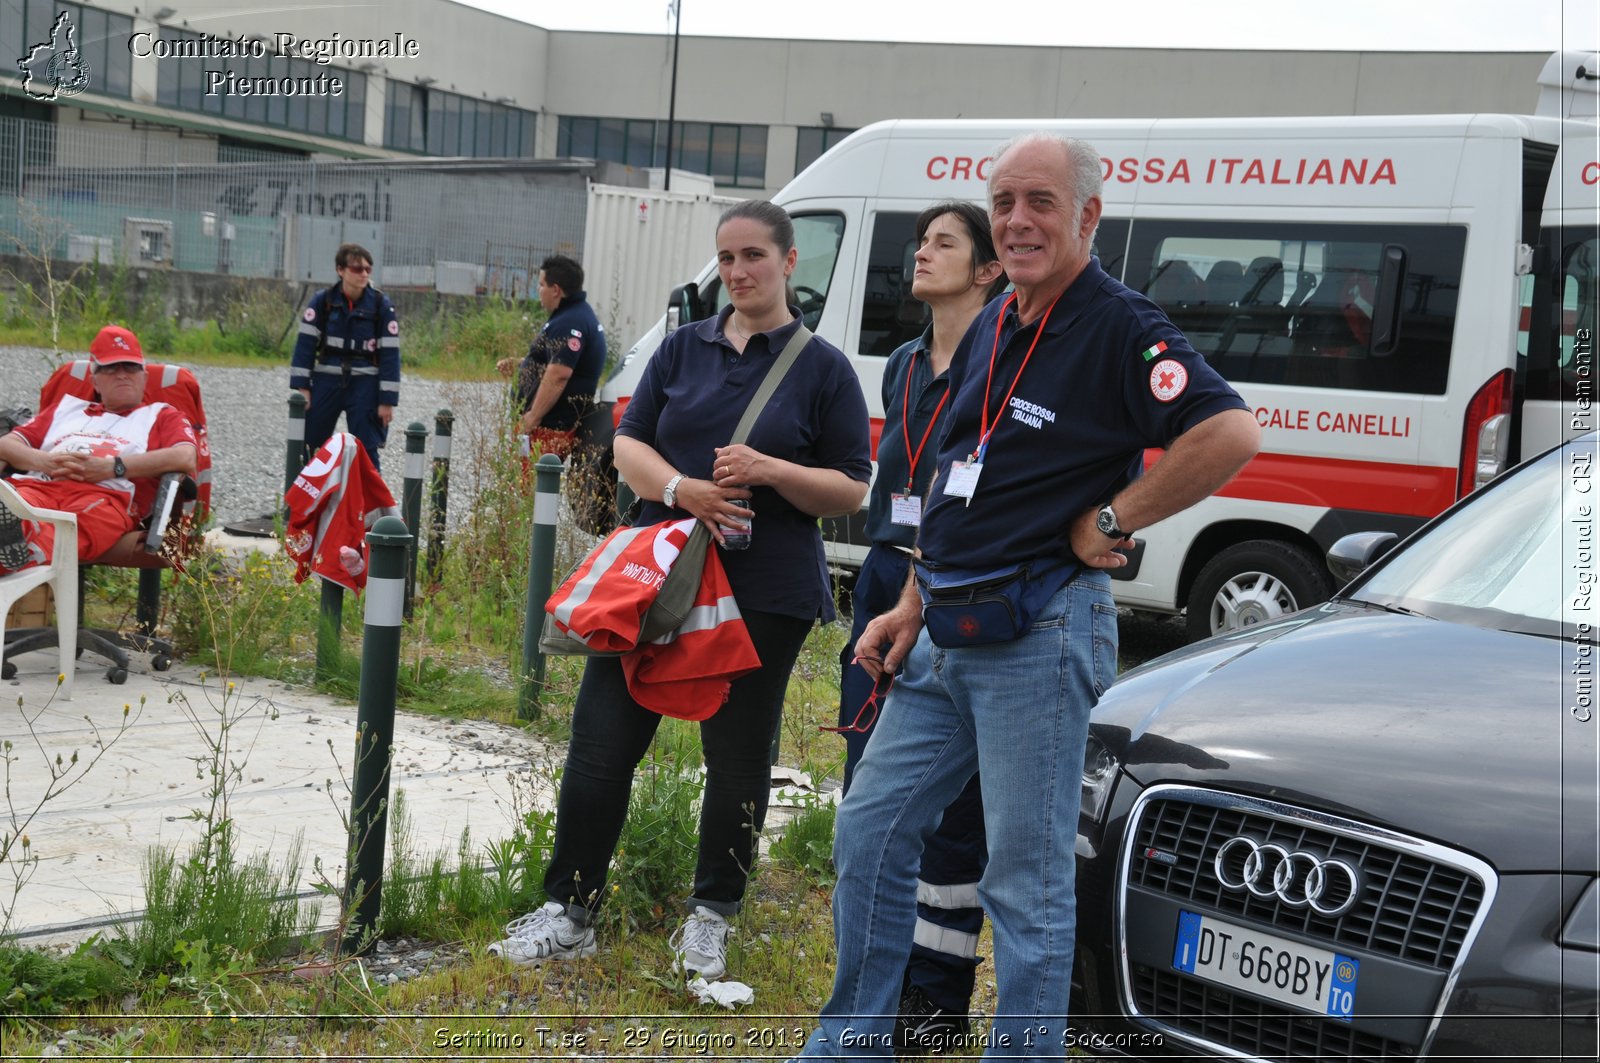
left=1172, top=910, right=1359, bottom=1022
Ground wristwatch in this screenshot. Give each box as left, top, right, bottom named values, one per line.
left=1096, top=503, right=1129, bottom=539
left=112, top=456, right=126, bottom=479
left=662, top=473, right=685, bottom=508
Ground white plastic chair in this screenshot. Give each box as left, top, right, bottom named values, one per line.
left=0, top=480, right=79, bottom=702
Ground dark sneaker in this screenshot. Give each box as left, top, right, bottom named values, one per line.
left=486, top=901, right=597, bottom=965
left=0, top=506, right=32, bottom=572
left=895, top=982, right=972, bottom=1056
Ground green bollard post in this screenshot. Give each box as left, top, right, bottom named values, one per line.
left=426, top=408, right=453, bottom=580
left=401, top=422, right=427, bottom=618
left=616, top=479, right=638, bottom=522
left=342, top=514, right=412, bottom=955
left=316, top=580, right=343, bottom=684
left=284, top=391, right=308, bottom=523
left=519, top=454, right=564, bottom=721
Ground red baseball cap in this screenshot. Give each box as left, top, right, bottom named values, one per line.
left=89, top=325, right=145, bottom=368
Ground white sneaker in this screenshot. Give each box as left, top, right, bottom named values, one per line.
left=486, top=900, right=597, bottom=965
left=670, top=906, right=729, bottom=980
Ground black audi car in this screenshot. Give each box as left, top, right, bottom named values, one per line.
left=1072, top=435, right=1599, bottom=1060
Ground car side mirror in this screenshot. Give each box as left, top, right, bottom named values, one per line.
left=664, top=282, right=701, bottom=335
left=1327, top=531, right=1400, bottom=586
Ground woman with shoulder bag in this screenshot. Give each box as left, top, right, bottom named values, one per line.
left=489, top=201, right=872, bottom=982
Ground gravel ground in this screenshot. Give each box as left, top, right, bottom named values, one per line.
left=2, top=346, right=506, bottom=526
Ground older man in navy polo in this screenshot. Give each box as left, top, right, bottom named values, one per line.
left=797, top=133, right=1260, bottom=1058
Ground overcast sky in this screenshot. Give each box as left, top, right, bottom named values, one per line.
left=455, top=0, right=1597, bottom=51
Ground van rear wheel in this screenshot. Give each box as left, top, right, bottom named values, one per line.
left=1185, top=540, right=1332, bottom=642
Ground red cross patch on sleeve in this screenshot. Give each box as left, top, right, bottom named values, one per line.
left=1149, top=359, right=1189, bottom=403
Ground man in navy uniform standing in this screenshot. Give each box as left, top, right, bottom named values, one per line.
left=290, top=242, right=400, bottom=470
left=798, top=132, right=1261, bottom=1058
left=497, top=254, right=607, bottom=458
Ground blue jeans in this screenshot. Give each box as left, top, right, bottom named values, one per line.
left=840, top=544, right=989, bottom=1011
left=803, top=572, right=1118, bottom=1060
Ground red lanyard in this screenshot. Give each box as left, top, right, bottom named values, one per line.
left=976, top=291, right=1062, bottom=461
left=901, top=350, right=950, bottom=492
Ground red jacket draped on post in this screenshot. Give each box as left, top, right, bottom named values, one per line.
left=546, top=518, right=761, bottom=719
left=284, top=432, right=399, bottom=593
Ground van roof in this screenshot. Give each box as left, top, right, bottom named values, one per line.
left=778, top=112, right=1577, bottom=208
left=1536, top=49, right=1600, bottom=119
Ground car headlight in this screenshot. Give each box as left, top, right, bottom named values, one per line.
left=1080, top=731, right=1120, bottom=825
left=1561, top=879, right=1599, bottom=951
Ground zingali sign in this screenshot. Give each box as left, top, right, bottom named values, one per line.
left=925, top=154, right=1399, bottom=186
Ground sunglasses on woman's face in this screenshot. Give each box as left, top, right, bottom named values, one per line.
left=821, top=659, right=896, bottom=735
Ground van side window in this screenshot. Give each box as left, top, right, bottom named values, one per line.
left=1094, top=219, right=1129, bottom=282
left=859, top=211, right=922, bottom=357
left=709, top=212, right=847, bottom=333
left=855, top=213, right=1131, bottom=357
left=1127, top=221, right=1466, bottom=395
left=1525, top=230, right=1598, bottom=402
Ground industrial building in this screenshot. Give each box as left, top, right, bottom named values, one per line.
left=2, top=0, right=1555, bottom=193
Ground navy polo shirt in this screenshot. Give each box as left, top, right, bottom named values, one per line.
left=517, top=291, right=607, bottom=431
left=917, top=257, right=1247, bottom=570
left=867, top=329, right=951, bottom=550
left=619, top=305, right=872, bottom=622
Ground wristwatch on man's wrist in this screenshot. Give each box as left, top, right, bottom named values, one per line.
left=662, top=473, right=685, bottom=508
left=112, top=456, right=126, bottom=479
left=1096, top=503, right=1129, bottom=540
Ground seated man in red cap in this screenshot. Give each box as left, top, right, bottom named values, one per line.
left=0, top=325, right=197, bottom=573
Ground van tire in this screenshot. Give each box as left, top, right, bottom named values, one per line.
left=1185, top=539, right=1333, bottom=642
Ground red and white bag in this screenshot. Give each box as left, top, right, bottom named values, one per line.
left=545, top=518, right=760, bottom=719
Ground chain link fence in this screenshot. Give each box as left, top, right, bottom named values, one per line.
left=0, top=116, right=592, bottom=289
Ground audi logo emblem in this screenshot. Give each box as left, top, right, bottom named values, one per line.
left=1213, top=837, right=1362, bottom=918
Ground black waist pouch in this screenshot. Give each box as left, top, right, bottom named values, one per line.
left=916, top=557, right=1077, bottom=648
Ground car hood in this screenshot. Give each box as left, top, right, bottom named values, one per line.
left=1094, top=601, right=1597, bottom=873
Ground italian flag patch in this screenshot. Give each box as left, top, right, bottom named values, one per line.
left=1141, top=340, right=1169, bottom=362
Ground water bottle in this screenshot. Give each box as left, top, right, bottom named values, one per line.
left=720, top=497, right=753, bottom=550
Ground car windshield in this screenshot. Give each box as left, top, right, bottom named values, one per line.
left=1349, top=440, right=1597, bottom=641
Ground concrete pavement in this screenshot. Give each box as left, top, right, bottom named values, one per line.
left=0, top=643, right=560, bottom=945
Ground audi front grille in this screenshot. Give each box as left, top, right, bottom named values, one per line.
left=1115, top=785, right=1496, bottom=1061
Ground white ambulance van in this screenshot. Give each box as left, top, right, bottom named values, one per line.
left=598, top=50, right=1599, bottom=641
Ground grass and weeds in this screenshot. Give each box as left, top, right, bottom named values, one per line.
left=0, top=621, right=861, bottom=1055
left=0, top=265, right=1101, bottom=1053
left=0, top=253, right=544, bottom=381
left=1, top=397, right=875, bottom=1053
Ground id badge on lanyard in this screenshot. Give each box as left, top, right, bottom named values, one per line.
left=941, top=292, right=1059, bottom=507
left=890, top=493, right=922, bottom=526
left=943, top=461, right=982, bottom=500
left=896, top=358, right=949, bottom=526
